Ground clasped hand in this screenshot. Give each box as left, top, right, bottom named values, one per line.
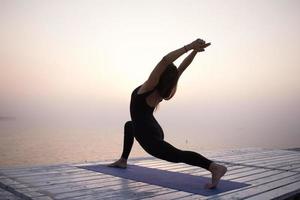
left=190, top=38, right=211, bottom=52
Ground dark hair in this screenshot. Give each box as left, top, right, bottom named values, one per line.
left=155, top=63, right=179, bottom=100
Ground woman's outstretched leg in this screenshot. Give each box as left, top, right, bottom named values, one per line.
left=108, top=121, right=134, bottom=168
left=136, top=136, right=227, bottom=189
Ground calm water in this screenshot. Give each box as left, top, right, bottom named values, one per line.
left=0, top=122, right=296, bottom=168
left=0, top=126, right=144, bottom=167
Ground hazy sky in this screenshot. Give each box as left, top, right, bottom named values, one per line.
left=1, top=0, right=300, bottom=149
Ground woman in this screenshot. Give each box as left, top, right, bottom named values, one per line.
left=109, top=39, right=227, bottom=189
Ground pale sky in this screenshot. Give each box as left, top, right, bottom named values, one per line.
left=1, top=0, right=300, bottom=149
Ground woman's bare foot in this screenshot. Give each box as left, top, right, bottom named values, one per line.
left=107, top=158, right=127, bottom=169
left=204, top=162, right=227, bottom=189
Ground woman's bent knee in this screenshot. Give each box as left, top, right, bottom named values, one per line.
left=125, top=121, right=132, bottom=127
left=124, top=121, right=133, bottom=134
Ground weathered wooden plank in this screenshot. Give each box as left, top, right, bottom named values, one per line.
left=9, top=169, right=109, bottom=184
left=206, top=173, right=300, bottom=199
left=175, top=195, right=207, bottom=200
left=13, top=174, right=117, bottom=192
left=217, top=153, right=300, bottom=167
left=68, top=185, right=173, bottom=200
left=0, top=163, right=71, bottom=172
left=4, top=171, right=99, bottom=187
left=53, top=180, right=151, bottom=199
left=280, top=163, right=300, bottom=172
left=0, top=187, right=22, bottom=200
left=136, top=190, right=194, bottom=200
left=9, top=165, right=168, bottom=193
left=42, top=175, right=128, bottom=193
left=0, top=176, right=51, bottom=199
left=226, top=168, right=279, bottom=180
left=94, top=184, right=184, bottom=200
left=0, top=166, right=84, bottom=178
left=234, top=154, right=300, bottom=167
left=0, top=164, right=73, bottom=175
left=245, top=180, right=300, bottom=200
left=214, top=154, right=300, bottom=173
left=206, top=149, right=296, bottom=165
left=223, top=175, right=299, bottom=198
left=216, top=149, right=298, bottom=161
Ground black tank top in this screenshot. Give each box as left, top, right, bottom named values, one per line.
left=130, top=84, right=156, bottom=122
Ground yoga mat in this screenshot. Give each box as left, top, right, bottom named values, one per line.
left=78, top=164, right=250, bottom=196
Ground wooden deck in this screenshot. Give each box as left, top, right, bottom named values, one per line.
left=0, top=147, right=299, bottom=200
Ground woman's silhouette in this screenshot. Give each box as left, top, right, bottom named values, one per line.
left=109, top=39, right=227, bottom=189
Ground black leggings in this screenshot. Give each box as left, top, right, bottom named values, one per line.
left=121, top=121, right=213, bottom=170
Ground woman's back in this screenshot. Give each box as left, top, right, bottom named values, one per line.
left=130, top=85, right=155, bottom=122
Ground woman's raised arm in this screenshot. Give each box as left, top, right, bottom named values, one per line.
left=145, top=39, right=205, bottom=89
left=178, top=42, right=211, bottom=77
